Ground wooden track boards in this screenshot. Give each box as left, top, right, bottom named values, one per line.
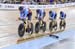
left=17, top=30, right=64, bottom=44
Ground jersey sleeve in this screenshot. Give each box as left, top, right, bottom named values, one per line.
left=20, top=12, right=24, bottom=19
left=24, top=9, right=29, bottom=19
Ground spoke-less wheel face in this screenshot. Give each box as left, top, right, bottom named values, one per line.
left=35, top=22, right=40, bottom=33
left=60, top=20, right=66, bottom=30
left=27, top=23, right=33, bottom=34
left=35, top=21, right=46, bottom=33
left=49, top=22, right=53, bottom=32
left=49, top=20, right=57, bottom=32
left=18, top=23, right=25, bottom=37
left=54, top=21, right=57, bottom=31
left=42, top=21, right=46, bottom=32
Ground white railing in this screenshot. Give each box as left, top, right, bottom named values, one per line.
left=0, top=2, right=75, bottom=10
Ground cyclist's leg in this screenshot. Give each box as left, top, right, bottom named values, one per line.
left=27, top=12, right=32, bottom=23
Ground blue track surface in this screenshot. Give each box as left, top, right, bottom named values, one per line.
left=2, top=29, right=74, bottom=49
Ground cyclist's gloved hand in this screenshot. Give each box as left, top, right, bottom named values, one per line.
left=35, top=16, right=38, bottom=19
left=18, top=17, right=21, bottom=20
left=16, top=17, right=20, bottom=21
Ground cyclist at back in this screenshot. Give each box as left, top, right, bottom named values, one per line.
left=60, top=11, right=66, bottom=20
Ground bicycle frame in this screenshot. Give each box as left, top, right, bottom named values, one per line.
left=61, top=19, right=65, bottom=25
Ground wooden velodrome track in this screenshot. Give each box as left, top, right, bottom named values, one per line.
left=0, top=6, right=75, bottom=48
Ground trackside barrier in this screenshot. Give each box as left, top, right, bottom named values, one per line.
left=0, top=2, right=75, bottom=10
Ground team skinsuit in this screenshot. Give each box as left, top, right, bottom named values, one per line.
left=49, top=11, right=57, bottom=20
left=19, top=6, right=32, bottom=21
left=60, top=11, right=66, bottom=20
left=36, top=9, right=45, bottom=20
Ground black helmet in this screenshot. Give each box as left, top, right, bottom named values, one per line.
left=18, top=6, right=24, bottom=11
left=36, top=9, right=40, bottom=13
left=60, top=11, right=63, bottom=14
left=49, top=11, right=52, bottom=14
